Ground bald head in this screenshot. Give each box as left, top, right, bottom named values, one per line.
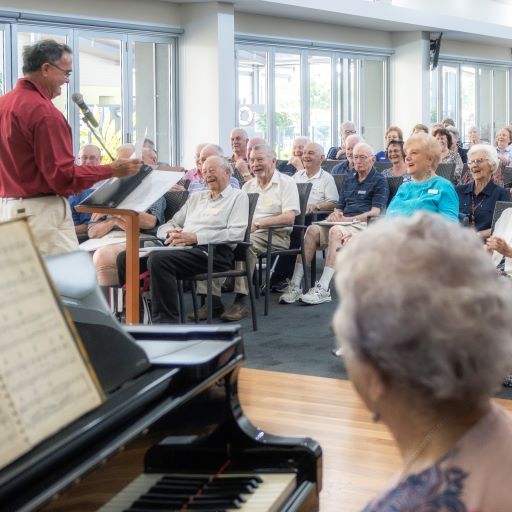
left=247, top=137, right=266, bottom=158
left=79, top=144, right=101, bottom=166
left=302, top=142, right=325, bottom=173
left=345, top=134, right=364, bottom=163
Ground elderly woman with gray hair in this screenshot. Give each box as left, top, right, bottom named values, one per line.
left=334, top=213, right=512, bottom=510
left=457, top=144, right=510, bottom=238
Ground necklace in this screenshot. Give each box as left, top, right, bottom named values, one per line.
left=470, top=189, right=486, bottom=226
left=399, top=419, right=446, bottom=480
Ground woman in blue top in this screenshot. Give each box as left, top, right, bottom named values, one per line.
left=386, top=133, right=459, bottom=221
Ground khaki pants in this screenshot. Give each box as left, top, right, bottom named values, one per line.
left=234, top=229, right=290, bottom=295
left=0, top=196, right=78, bottom=256
left=317, top=222, right=367, bottom=248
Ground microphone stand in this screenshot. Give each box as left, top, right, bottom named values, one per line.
left=81, top=115, right=115, bottom=161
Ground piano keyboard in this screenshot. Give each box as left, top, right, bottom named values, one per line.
left=98, top=472, right=297, bottom=512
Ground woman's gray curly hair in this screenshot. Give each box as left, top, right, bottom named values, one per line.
left=333, top=212, right=512, bottom=404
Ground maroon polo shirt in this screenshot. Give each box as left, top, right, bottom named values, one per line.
left=0, top=78, right=113, bottom=198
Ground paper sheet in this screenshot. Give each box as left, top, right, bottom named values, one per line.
left=0, top=220, right=103, bottom=470
left=117, top=170, right=183, bottom=212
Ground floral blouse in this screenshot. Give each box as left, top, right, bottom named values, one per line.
left=363, top=404, right=512, bottom=512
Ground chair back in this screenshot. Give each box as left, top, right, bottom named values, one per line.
left=503, top=167, right=512, bottom=188
left=374, top=162, right=389, bottom=172
left=245, top=193, right=260, bottom=242
left=231, top=164, right=246, bottom=188
left=321, top=159, right=341, bottom=173
left=436, top=162, right=456, bottom=182
left=176, top=178, right=191, bottom=190
left=333, top=173, right=346, bottom=194
left=491, top=201, right=512, bottom=233
left=295, top=182, right=313, bottom=225
left=276, top=159, right=287, bottom=169
left=164, top=190, right=189, bottom=221
left=386, top=176, right=404, bottom=206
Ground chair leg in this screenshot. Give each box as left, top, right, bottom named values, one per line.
left=300, top=243, right=308, bottom=294
left=247, top=267, right=258, bottom=331
left=206, top=251, right=214, bottom=324
left=254, top=265, right=260, bottom=299
left=191, top=281, right=199, bottom=323
left=264, top=253, right=272, bottom=317
left=311, top=251, right=317, bottom=289
left=177, top=280, right=185, bottom=324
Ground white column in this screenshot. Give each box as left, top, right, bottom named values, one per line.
left=179, top=2, right=235, bottom=167
left=390, top=31, right=430, bottom=135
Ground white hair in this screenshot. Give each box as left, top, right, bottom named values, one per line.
left=468, top=144, right=499, bottom=170
left=334, top=212, right=512, bottom=405
left=345, top=134, right=364, bottom=147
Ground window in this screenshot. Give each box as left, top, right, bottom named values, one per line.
left=78, top=35, right=123, bottom=160
left=431, top=60, right=512, bottom=144
left=236, top=42, right=389, bottom=156
left=237, top=48, right=267, bottom=140
left=4, top=19, right=178, bottom=165
left=275, top=52, right=301, bottom=158
left=308, top=55, right=332, bottom=151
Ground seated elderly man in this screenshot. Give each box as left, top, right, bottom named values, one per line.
left=331, top=134, right=364, bottom=176
left=327, top=121, right=357, bottom=160
left=117, top=156, right=249, bottom=323
left=280, top=142, right=388, bottom=306
left=220, top=144, right=300, bottom=321
left=270, top=142, right=338, bottom=291
left=277, top=136, right=310, bottom=176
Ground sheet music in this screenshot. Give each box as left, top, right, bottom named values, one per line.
left=117, top=170, right=183, bottom=212
left=0, top=220, right=103, bottom=470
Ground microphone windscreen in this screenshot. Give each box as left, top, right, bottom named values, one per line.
left=72, top=92, right=83, bottom=104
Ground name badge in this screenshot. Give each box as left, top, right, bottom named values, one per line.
left=206, top=207, right=221, bottom=215
left=357, top=190, right=367, bottom=195
left=261, top=197, right=274, bottom=207
left=427, top=189, right=439, bottom=195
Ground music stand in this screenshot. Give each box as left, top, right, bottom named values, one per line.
left=76, top=205, right=140, bottom=324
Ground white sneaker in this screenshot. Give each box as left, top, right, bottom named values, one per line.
left=279, top=280, right=302, bottom=304
left=300, top=282, right=331, bottom=305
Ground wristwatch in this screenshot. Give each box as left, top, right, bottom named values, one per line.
left=254, top=222, right=261, bottom=229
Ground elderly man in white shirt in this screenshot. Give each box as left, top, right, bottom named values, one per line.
left=138, top=156, right=248, bottom=323
left=269, top=142, right=338, bottom=292
left=221, top=144, right=300, bottom=321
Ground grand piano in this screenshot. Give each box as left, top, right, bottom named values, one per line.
left=0, top=251, right=322, bottom=512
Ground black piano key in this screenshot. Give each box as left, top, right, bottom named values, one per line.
left=150, top=483, right=203, bottom=492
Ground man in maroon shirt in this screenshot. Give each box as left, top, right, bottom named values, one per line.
left=0, top=39, right=141, bottom=256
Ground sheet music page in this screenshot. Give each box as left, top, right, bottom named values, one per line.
left=0, top=220, right=103, bottom=470
left=117, top=170, right=183, bottom=212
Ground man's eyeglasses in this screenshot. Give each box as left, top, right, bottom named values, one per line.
left=468, top=158, right=489, bottom=166
left=48, top=62, right=72, bottom=78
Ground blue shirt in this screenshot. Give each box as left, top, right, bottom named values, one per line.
left=68, top=188, right=93, bottom=226
left=338, top=168, right=389, bottom=216
left=456, top=180, right=510, bottom=231
left=331, top=160, right=354, bottom=176
left=326, top=146, right=343, bottom=160
left=374, top=150, right=389, bottom=163
left=387, top=176, right=459, bottom=221
left=277, top=161, right=298, bottom=176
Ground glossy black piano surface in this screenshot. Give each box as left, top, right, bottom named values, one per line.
left=0, top=324, right=322, bottom=512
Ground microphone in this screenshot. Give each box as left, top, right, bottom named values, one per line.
left=72, top=92, right=99, bottom=128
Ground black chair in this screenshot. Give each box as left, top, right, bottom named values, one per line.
left=164, top=190, right=189, bottom=221
left=491, top=201, right=512, bottom=233
left=333, top=174, right=346, bottom=194
left=386, top=176, right=404, bottom=206
left=503, top=167, right=512, bottom=188
left=436, top=163, right=456, bottom=183
left=374, top=162, right=390, bottom=173
left=257, top=182, right=312, bottom=316
left=184, top=193, right=260, bottom=331
left=321, top=159, right=341, bottom=173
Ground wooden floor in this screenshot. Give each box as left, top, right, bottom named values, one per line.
left=238, top=368, right=512, bottom=512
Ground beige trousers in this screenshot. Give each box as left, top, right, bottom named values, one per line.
left=0, top=196, right=78, bottom=256
left=234, top=229, right=290, bottom=295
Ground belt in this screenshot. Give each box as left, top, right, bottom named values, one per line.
left=2, top=193, right=58, bottom=201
